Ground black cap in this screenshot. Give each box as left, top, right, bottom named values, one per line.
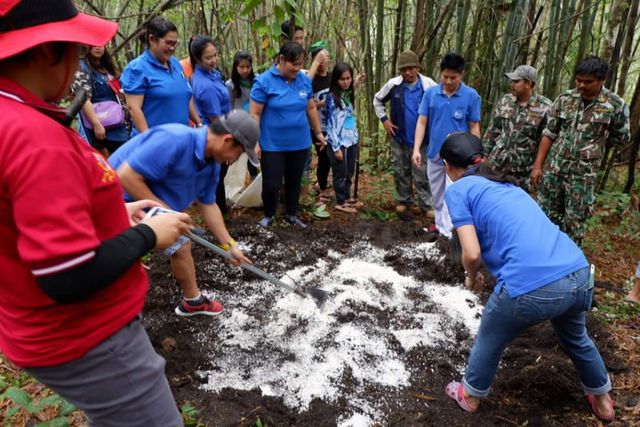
left=439, top=132, right=484, bottom=166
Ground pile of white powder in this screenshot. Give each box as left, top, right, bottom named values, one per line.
left=199, top=240, right=482, bottom=426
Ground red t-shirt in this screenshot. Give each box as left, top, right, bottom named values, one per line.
left=0, top=78, right=148, bottom=368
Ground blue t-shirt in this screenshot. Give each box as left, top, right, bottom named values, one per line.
left=445, top=175, right=588, bottom=297
left=120, top=50, right=193, bottom=136
left=192, top=65, right=231, bottom=125
left=250, top=65, right=312, bottom=152
left=402, top=79, right=423, bottom=146
left=108, top=124, right=219, bottom=211
left=418, top=82, right=481, bottom=159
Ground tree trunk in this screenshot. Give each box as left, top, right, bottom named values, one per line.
left=543, top=0, right=561, bottom=97
left=616, top=0, right=639, bottom=96
left=373, top=0, right=385, bottom=91
left=573, top=0, right=599, bottom=78
left=464, top=1, right=484, bottom=82
left=486, top=0, right=529, bottom=127
left=391, top=0, right=406, bottom=72
left=601, top=0, right=628, bottom=62
left=606, top=0, right=631, bottom=90
left=623, top=68, right=640, bottom=192
left=519, top=0, right=539, bottom=64
left=455, top=0, right=472, bottom=53
left=624, top=129, right=640, bottom=193
left=357, top=0, right=377, bottom=167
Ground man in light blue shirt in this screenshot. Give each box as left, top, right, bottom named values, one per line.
left=413, top=52, right=481, bottom=238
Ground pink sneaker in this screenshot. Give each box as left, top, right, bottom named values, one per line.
left=175, top=296, right=224, bottom=317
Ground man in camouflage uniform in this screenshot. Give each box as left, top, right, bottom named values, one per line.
left=531, top=56, right=630, bottom=244
left=483, top=65, right=551, bottom=191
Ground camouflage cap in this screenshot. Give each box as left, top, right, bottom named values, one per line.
left=505, top=65, right=538, bottom=83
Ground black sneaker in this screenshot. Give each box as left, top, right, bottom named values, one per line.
left=284, top=215, right=307, bottom=228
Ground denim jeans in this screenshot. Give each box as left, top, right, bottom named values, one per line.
left=463, top=266, right=611, bottom=397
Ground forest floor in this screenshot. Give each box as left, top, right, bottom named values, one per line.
left=1, top=176, right=639, bottom=426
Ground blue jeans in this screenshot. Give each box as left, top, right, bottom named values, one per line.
left=463, top=266, right=611, bottom=397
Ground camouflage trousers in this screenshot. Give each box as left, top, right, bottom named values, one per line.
left=537, top=161, right=597, bottom=245
left=391, top=140, right=433, bottom=209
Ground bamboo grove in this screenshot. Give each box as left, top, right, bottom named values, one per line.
left=77, top=0, right=640, bottom=192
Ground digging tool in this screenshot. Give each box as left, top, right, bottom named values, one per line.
left=187, top=232, right=328, bottom=309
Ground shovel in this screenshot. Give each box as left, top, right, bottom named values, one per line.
left=187, top=232, right=328, bottom=309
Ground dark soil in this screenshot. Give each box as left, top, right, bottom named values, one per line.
left=143, top=217, right=625, bottom=426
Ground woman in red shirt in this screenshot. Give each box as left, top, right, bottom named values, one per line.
left=0, top=1, right=191, bottom=425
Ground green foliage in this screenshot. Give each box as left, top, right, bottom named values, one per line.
left=181, top=402, right=207, bottom=427
left=586, top=191, right=640, bottom=237
left=255, top=416, right=268, bottom=427
left=583, top=190, right=640, bottom=254
left=593, top=298, right=640, bottom=323
left=241, top=0, right=306, bottom=68
left=360, top=207, right=395, bottom=221
left=0, top=383, right=76, bottom=427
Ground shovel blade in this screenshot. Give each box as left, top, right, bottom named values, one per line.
left=308, top=287, right=329, bottom=310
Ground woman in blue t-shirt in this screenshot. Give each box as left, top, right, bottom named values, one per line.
left=250, top=42, right=327, bottom=228
left=189, top=36, right=232, bottom=213
left=79, top=45, right=129, bottom=155
left=120, top=17, right=202, bottom=135
left=440, top=133, right=614, bottom=423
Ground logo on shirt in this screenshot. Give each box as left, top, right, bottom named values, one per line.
left=454, top=110, right=464, bottom=120
left=299, top=90, right=307, bottom=98
left=93, top=152, right=116, bottom=183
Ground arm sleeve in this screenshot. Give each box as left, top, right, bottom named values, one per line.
left=483, top=102, right=502, bottom=154
left=120, top=62, right=147, bottom=95
left=325, top=97, right=342, bottom=151
left=445, top=184, right=473, bottom=228
left=373, top=80, right=392, bottom=121
left=194, top=80, right=223, bottom=118
left=469, top=91, right=481, bottom=123
left=542, top=97, right=562, bottom=140
left=36, top=225, right=156, bottom=304
left=537, top=103, right=552, bottom=139
left=250, top=77, right=267, bottom=104
left=226, top=80, right=235, bottom=103
left=610, top=102, right=631, bottom=147
left=197, top=163, right=220, bottom=205
left=11, top=146, right=100, bottom=269
left=418, top=89, right=430, bottom=118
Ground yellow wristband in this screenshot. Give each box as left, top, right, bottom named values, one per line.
left=220, top=238, right=237, bottom=251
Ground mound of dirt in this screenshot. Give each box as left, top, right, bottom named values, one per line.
left=143, top=218, right=623, bottom=426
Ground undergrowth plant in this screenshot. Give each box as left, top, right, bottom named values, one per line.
left=181, top=402, right=207, bottom=427
left=593, top=296, right=640, bottom=324
left=0, top=374, right=76, bottom=427
left=584, top=190, right=640, bottom=253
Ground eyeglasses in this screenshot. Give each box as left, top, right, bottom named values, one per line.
left=161, top=38, right=179, bottom=48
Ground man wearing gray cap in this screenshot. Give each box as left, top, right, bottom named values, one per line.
left=109, top=109, right=259, bottom=316
left=483, top=65, right=552, bottom=190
